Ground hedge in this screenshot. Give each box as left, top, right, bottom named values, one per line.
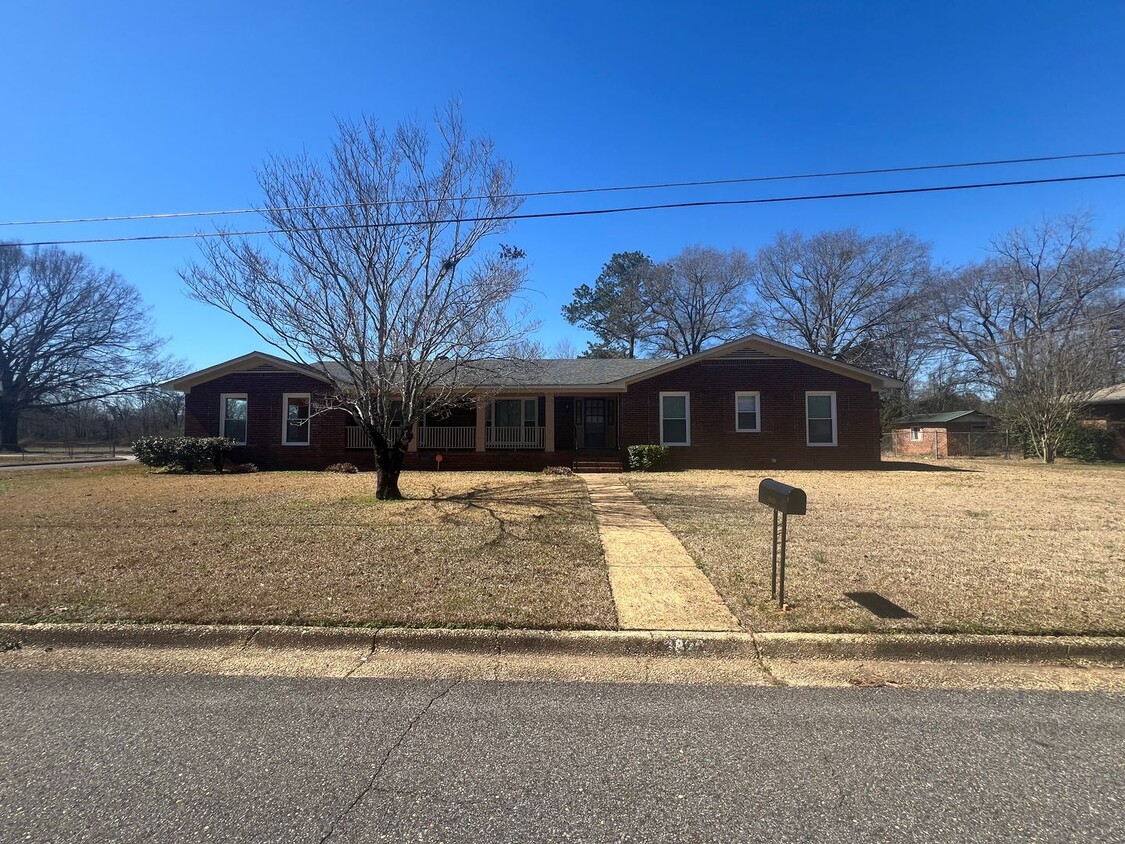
left=132, top=436, right=233, bottom=472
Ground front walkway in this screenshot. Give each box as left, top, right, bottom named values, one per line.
left=583, top=475, right=740, bottom=632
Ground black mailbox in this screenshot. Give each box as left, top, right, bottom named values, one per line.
left=758, top=478, right=808, bottom=608
left=758, top=479, right=807, bottom=515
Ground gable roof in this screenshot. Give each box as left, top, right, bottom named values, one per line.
left=163, top=335, right=904, bottom=393
left=161, top=351, right=331, bottom=392
left=891, top=410, right=996, bottom=426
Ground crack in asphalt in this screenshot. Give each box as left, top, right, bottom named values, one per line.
left=316, top=678, right=461, bottom=843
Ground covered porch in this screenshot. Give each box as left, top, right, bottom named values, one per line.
left=345, top=393, right=622, bottom=454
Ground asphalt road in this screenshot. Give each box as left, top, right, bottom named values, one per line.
left=2, top=671, right=1121, bottom=843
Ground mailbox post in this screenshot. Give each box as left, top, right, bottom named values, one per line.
left=758, top=479, right=807, bottom=608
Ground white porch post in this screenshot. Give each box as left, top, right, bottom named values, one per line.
left=475, top=399, right=486, bottom=452
left=408, top=420, right=419, bottom=453
left=544, top=392, right=555, bottom=452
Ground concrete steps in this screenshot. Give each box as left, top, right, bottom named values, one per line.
left=574, top=461, right=623, bottom=474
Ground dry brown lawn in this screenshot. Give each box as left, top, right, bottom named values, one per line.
left=0, top=465, right=615, bottom=629
left=626, top=458, right=1125, bottom=636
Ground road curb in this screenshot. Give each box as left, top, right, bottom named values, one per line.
left=753, top=632, right=1125, bottom=666
left=2, top=623, right=1122, bottom=667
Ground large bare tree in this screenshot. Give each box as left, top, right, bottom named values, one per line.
left=0, top=242, right=168, bottom=450
left=751, top=228, right=935, bottom=370
left=647, top=245, right=755, bottom=357
left=936, top=214, right=1125, bottom=462
left=182, top=107, right=535, bottom=499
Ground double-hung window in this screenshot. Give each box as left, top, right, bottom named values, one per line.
left=220, top=394, right=248, bottom=445
left=283, top=393, right=311, bottom=445
left=910, top=427, right=922, bottom=442
left=806, top=391, right=837, bottom=446
left=735, top=391, right=761, bottom=433
left=660, top=392, right=690, bottom=446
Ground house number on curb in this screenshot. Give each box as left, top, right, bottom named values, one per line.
left=758, top=479, right=807, bottom=609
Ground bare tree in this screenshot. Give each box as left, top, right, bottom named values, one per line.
left=647, top=245, right=754, bottom=357
left=751, top=228, right=935, bottom=372
left=182, top=106, right=535, bottom=499
left=936, top=214, right=1125, bottom=462
left=0, top=242, right=168, bottom=450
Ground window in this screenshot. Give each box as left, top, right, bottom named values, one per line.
left=910, top=427, right=922, bottom=442
left=220, top=394, right=248, bottom=445
left=806, top=391, right=837, bottom=446
left=283, top=393, right=311, bottom=445
left=488, top=398, right=537, bottom=428
left=735, top=391, right=760, bottom=432
left=660, top=392, right=690, bottom=446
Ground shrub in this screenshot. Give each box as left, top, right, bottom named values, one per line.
left=132, top=436, right=233, bottom=472
left=1058, top=424, right=1117, bottom=462
left=627, top=444, right=670, bottom=471
left=228, top=462, right=259, bottom=474
left=542, top=465, right=574, bottom=476
left=325, top=462, right=360, bottom=474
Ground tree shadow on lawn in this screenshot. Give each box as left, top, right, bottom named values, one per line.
left=874, top=461, right=980, bottom=473
left=429, top=479, right=591, bottom=547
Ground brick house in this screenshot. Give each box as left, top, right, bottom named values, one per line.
left=1082, top=383, right=1125, bottom=460
left=164, top=335, right=902, bottom=471
left=889, top=410, right=999, bottom=458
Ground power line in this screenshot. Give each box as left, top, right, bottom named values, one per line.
left=3, top=150, right=1124, bottom=229
left=11, top=171, right=1125, bottom=248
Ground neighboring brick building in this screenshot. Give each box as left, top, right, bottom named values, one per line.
left=889, top=410, right=999, bottom=458
left=165, top=335, right=901, bottom=471
left=1082, top=383, right=1125, bottom=461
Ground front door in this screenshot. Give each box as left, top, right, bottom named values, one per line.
left=584, top=398, right=607, bottom=449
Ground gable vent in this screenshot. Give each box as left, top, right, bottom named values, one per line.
left=715, top=347, right=778, bottom=361
left=247, top=363, right=285, bottom=372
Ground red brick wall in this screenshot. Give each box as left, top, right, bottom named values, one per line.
left=891, top=427, right=946, bottom=457
left=184, top=371, right=352, bottom=470
left=620, top=358, right=882, bottom=468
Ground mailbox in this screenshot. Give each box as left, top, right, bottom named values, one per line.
left=758, top=478, right=808, bottom=608
left=757, top=479, right=807, bottom=515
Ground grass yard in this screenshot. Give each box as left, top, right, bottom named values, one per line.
left=0, top=465, right=615, bottom=630
left=626, top=459, right=1125, bottom=636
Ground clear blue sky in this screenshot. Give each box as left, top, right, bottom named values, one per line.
left=3, top=1, right=1124, bottom=369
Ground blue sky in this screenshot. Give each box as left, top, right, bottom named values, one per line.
left=3, top=1, right=1124, bottom=369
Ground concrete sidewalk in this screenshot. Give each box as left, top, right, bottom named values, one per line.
left=584, top=475, right=739, bottom=632
left=2, top=623, right=1122, bottom=691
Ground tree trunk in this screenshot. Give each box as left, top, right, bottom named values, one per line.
left=0, top=403, right=19, bottom=452
left=1043, top=440, right=1056, bottom=464
left=374, top=447, right=406, bottom=500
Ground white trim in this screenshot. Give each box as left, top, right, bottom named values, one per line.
left=282, top=392, right=312, bottom=446
left=805, top=391, right=837, bottom=447
left=162, top=351, right=331, bottom=392
left=910, top=427, right=923, bottom=441
left=734, top=391, right=761, bottom=433
left=219, top=393, right=248, bottom=445
left=659, top=391, right=691, bottom=446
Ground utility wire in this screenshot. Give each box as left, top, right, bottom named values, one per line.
left=11, top=171, right=1125, bottom=248
left=3, top=150, right=1124, bottom=229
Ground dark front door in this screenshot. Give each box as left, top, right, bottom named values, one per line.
left=584, top=398, right=607, bottom=449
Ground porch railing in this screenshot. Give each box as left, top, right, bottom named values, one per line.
left=418, top=426, right=476, bottom=450
left=486, top=426, right=545, bottom=449
left=345, top=426, right=402, bottom=449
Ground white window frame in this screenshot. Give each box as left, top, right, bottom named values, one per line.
left=219, top=393, right=248, bottom=445
left=659, top=391, right=691, bottom=447
left=910, top=427, right=923, bottom=442
left=282, top=392, right=311, bottom=446
left=805, top=391, right=838, bottom=447
left=734, top=391, right=761, bottom=433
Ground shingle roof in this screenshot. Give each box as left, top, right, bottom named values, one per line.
left=892, top=410, right=992, bottom=426
left=316, top=357, right=667, bottom=388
